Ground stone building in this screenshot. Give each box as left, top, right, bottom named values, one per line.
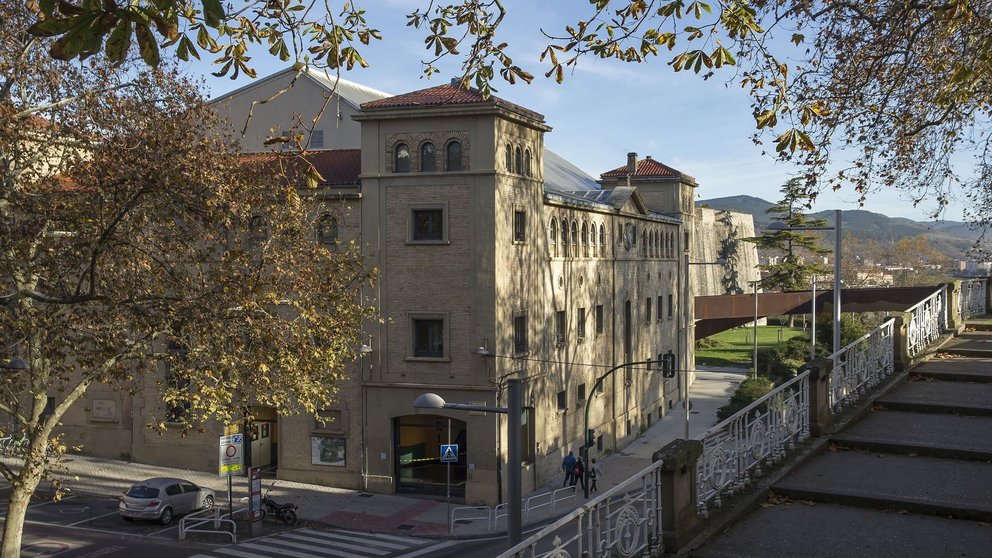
left=57, top=67, right=757, bottom=506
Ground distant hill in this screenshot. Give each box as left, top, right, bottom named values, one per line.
left=697, top=195, right=981, bottom=258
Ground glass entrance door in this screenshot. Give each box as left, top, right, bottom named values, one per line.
left=394, top=414, right=466, bottom=497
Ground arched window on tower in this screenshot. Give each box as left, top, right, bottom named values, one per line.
left=562, top=219, right=570, bottom=257
left=505, top=144, right=513, bottom=172
left=446, top=141, right=463, bottom=171
left=524, top=149, right=532, bottom=177
left=420, top=142, right=436, bottom=172
left=316, top=214, right=338, bottom=248
left=394, top=143, right=410, bottom=173
left=514, top=146, right=522, bottom=174
left=571, top=221, right=578, bottom=256
left=599, top=223, right=606, bottom=256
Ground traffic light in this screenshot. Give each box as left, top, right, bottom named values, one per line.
left=662, top=350, right=677, bottom=378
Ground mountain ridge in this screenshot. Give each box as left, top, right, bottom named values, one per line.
left=697, top=195, right=980, bottom=257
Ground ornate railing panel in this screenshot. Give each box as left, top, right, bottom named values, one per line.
left=828, top=319, right=895, bottom=411
left=906, top=287, right=947, bottom=357
left=500, top=459, right=663, bottom=558
left=696, top=371, right=810, bottom=516
left=960, top=279, right=987, bottom=320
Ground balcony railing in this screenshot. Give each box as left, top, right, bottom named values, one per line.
left=906, top=287, right=947, bottom=357
left=959, top=279, right=987, bottom=320
left=696, top=371, right=810, bottom=516
left=828, top=319, right=895, bottom=411
left=499, top=459, right=664, bottom=558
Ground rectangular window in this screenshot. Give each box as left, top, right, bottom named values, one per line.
left=311, top=129, right=324, bottom=149
left=313, top=409, right=344, bottom=432
left=657, top=296, right=663, bottom=322
left=514, top=314, right=528, bottom=355
left=595, top=304, right=604, bottom=335
left=164, top=357, right=191, bottom=423
left=411, top=208, right=444, bottom=242
left=412, top=317, right=445, bottom=358
left=668, top=294, right=674, bottom=318
left=646, top=297, right=652, bottom=324
left=557, top=390, right=567, bottom=410
left=576, top=384, right=586, bottom=408
left=577, top=307, right=586, bottom=339
left=513, top=210, right=526, bottom=242
left=555, top=310, right=566, bottom=346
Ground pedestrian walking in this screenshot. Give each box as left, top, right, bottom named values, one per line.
left=562, top=450, right=576, bottom=487
left=590, top=458, right=602, bottom=492
left=572, top=457, right=587, bottom=492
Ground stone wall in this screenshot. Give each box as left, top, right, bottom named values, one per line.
left=691, top=207, right=759, bottom=297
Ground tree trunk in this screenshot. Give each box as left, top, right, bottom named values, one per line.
left=1, top=473, right=39, bottom=558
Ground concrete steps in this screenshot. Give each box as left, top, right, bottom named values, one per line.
left=691, top=501, right=992, bottom=558
left=692, top=327, right=992, bottom=557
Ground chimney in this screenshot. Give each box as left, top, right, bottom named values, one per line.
left=627, top=152, right=637, bottom=174
left=646, top=155, right=653, bottom=161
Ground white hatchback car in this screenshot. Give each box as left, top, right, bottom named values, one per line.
left=119, top=477, right=215, bottom=525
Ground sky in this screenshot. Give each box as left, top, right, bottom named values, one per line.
left=182, top=1, right=968, bottom=223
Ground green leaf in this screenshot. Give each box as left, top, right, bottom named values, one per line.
left=28, top=17, right=78, bottom=38
left=135, top=22, right=160, bottom=66
left=202, top=0, right=225, bottom=28
left=105, top=19, right=132, bottom=64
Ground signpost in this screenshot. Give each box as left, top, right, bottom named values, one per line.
left=219, top=433, right=244, bottom=520
left=440, top=422, right=457, bottom=535
left=249, top=466, right=262, bottom=536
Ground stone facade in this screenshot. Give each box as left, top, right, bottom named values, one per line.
left=53, top=68, right=758, bottom=506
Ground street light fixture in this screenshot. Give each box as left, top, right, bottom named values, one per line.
left=413, top=378, right=522, bottom=546
left=682, top=257, right=727, bottom=439
left=767, top=209, right=842, bottom=363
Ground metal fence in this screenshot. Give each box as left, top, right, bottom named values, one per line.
left=499, top=460, right=664, bottom=558
left=696, top=371, right=810, bottom=517
left=959, top=279, right=987, bottom=320
left=906, top=287, right=947, bottom=357
left=828, top=319, right=896, bottom=411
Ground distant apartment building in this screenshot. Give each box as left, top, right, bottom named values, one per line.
left=55, top=68, right=756, bottom=505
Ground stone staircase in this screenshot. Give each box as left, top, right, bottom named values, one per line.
left=692, top=329, right=992, bottom=557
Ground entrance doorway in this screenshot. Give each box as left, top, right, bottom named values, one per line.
left=249, top=406, right=278, bottom=475
left=394, top=414, right=466, bottom=497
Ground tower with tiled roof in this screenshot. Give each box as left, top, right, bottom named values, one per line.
left=598, top=152, right=697, bottom=221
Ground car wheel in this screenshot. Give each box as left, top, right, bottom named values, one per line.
left=159, top=507, right=174, bottom=525
left=202, top=495, right=214, bottom=509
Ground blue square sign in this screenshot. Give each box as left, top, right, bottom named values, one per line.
left=440, top=444, right=458, bottom=463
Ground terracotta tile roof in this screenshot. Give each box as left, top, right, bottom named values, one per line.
left=240, top=149, right=361, bottom=187
left=600, top=156, right=689, bottom=180
left=361, top=81, right=545, bottom=121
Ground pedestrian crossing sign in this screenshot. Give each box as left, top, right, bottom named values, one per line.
left=440, top=444, right=458, bottom=463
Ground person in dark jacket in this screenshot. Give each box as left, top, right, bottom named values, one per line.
left=572, top=457, right=587, bottom=491
left=562, top=450, right=576, bottom=486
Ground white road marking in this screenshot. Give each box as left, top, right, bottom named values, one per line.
left=68, top=510, right=120, bottom=526
left=394, top=540, right=459, bottom=558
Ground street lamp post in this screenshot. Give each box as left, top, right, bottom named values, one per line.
left=768, top=209, right=842, bottom=362
left=413, top=378, right=523, bottom=546
left=581, top=358, right=661, bottom=499
left=751, top=280, right=760, bottom=379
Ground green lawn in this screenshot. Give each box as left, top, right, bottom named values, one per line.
left=696, top=325, right=809, bottom=368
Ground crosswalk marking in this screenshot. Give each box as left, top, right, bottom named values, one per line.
left=394, top=540, right=459, bottom=558
left=273, top=534, right=389, bottom=556
left=186, top=527, right=436, bottom=558
left=298, top=528, right=426, bottom=546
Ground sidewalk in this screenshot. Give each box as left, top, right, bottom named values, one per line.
left=2, top=368, right=744, bottom=539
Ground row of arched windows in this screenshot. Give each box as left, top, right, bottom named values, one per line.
left=394, top=140, right=463, bottom=173
left=505, top=143, right=533, bottom=177
left=248, top=213, right=339, bottom=248
left=641, top=228, right=678, bottom=259
left=548, top=217, right=607, bottom=258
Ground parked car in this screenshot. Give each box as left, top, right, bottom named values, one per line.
left=118, top=477, right=215, bottom=525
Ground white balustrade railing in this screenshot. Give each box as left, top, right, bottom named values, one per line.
left=828, top=319, right=895, bottom=411
left=960, top=279, right=987, bottom=320
left=696, top=371, right=810, bottom=516
left=499, top=459, right=664, bottom=558
left=906, top=287, right=947, bottom=357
